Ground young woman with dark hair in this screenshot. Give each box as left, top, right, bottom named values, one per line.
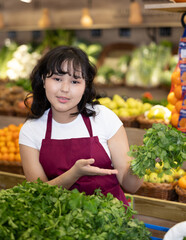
left=19, top=45, right=143, bottom=206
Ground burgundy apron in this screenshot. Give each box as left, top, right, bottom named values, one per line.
left=39, top=109, right=128, bottom=206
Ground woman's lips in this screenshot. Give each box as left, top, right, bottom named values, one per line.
left=57, top=96, right=70, bottom=103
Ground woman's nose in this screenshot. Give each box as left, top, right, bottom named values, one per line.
left=60, top=79, right=70, bottom=92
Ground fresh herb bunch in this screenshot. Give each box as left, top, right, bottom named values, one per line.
left=0, top=180, right=151, bottom=240
left=128, top=123, right=186, bottom=178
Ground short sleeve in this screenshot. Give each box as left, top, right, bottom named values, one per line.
left=92, top=104, right=123, bottom=140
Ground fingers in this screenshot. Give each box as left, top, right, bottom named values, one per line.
left=84, top=158, right=95, bottom=165
left=75, top=158, right=118, bottom=176
left=95, top=168, right=118, bottom=176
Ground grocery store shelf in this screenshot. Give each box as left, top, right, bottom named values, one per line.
left=145, top=3, right=186, bottom=12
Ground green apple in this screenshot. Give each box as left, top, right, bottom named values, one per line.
left=142, top=103, right=152, bottom=113
left=98, top=97, right=112, bottom=106
left=113, top=94, right=127, bottom=108
left=155, top=162, right=163, bottom=173
left=107, top=101, right=118, bottom=110
left=161, top=174, right=174, bottom=183
left=118, top=108, right=130, bottom=117
left=128, top=108, right=140, bottom=116
left=173, top=168, right=185, bottom=179
left=144, top=174, right=149, bottom=182
left=126, top=98, right=138, bottom=108
left=149, top=172, right=158, bottom=183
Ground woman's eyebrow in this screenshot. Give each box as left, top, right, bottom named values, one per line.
left=53, top=71, right=67, bottom=75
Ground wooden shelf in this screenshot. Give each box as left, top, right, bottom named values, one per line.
left=145, top=3, right=186, bottom=12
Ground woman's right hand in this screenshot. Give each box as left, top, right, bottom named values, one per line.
left=72, top=158, right=118, bottom=178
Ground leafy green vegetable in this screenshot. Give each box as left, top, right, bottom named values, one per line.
left=0, top=180, right=151, bottom=240
left=141, top=97, right=168, bottom=107
left=6, top=78, right=32, bottom=92
left=128, top=123, right=186, bottom=178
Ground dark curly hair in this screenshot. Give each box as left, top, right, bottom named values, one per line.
left=25, top=45, right=98, bottom=119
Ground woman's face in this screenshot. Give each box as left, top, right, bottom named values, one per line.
left=44, top=61, right=86, bottom=121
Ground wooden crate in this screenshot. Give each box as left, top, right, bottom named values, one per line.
left=126, top=193, right=186, bottom=239
left=0, top=171, right=25, bottom=190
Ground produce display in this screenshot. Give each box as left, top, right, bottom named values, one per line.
left=94, top=55, right=130, bottom=85
left=98, top=94, right=152, bottom=123
left=0, top=123, right=22, bottom=163
left=144, top=165, right=185, bottom=184
left=175, top=174, right=186, bottom=203
left=125, top=42, right=177, bottom=88
left=0, top=85, right=29, bottom=117
left=0, top=180, right=151, bottom=240
left=128, top=123, right=186, bottom=179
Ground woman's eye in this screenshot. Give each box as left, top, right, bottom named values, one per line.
left=72, top=80, right=79, bottom=84
left=53, top=77, right=61, bottom=81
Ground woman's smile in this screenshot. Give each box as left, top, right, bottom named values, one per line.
left=57, top=96, right=70, bottom=103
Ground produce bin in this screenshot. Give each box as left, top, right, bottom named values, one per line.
left=0, top=171, right=185, bottom=239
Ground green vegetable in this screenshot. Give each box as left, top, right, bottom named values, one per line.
left=0, top=180, right=151, bottom=239
left=128, top=123, right=186, bottom=178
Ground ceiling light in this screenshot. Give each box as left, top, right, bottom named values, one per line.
left=128, top=0, right=143, bottom=25
left=80, top=8, right=93, bottom=27
left=20, top=0, right=32, bottom=3
left=38, top=8, right=51, bottom=29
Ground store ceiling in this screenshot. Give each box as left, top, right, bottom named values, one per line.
left=0, top=0, right=180, bottom=30
left=1, top=0, right=171, bottom=11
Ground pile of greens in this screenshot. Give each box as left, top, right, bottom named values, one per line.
left=0, top=180, right=151, bottom=240
left=128, top=123, right=186, bottom=178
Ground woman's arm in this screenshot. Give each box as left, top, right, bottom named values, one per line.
left=108, top=125, right=143, bottom=193
left=19, top=144, right=118, bottom=189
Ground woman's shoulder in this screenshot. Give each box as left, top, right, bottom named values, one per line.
left=21, top=109, right=49, bottom=131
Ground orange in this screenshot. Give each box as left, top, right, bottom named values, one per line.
left=8, top=146, right=16, bottom=154
left=171, top=70, right=181, bottom=85
left=0, top=129, right=5, bottom=136
left=0, top=141, right=5, bottom=148
left=1, top=153, right=9, bottom=161
left=171, top=108, right=178, bottom=115
left=178, top=175, right=186, bottom=189
left=5, top=134, right=12, bottom=142
left=167, top=92, right=178, bottom=105
left=12, top=131, right=19, bottom=140
left=174, top=85, right=182, bottom=100
left=8, top=124, right=17, bottom=132
left=8, top=153, right=15, bottom=161
left=0, top=136, right=6, bottom=142
left=175, top=100, right=183, bottom=113
left=171, top=113, right=179, bottom=127
left=6, top=141, right=15, bottom=148
left=15, top=153, right=21, bottom=162
left=179, top=118, right=186, bottom=127
left=1, top=146, right=8, bottom=154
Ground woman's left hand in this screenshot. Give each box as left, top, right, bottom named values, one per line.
left=72, top=158, right=118, bottom=178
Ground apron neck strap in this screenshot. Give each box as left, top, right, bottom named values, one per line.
left=45, top=108, right=52, bottom=139
left=45, top=109, right=93, bottom=139
left=81, top=115, right=93, bottom=137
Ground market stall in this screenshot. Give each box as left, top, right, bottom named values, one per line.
left=0, top=1, right=186, bottom=240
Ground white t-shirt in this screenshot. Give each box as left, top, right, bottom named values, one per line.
left=19, top=104, right=123, bottom=158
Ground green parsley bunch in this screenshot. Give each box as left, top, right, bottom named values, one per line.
left=0, top=180, right=151, bottom=239
left=128, top=123, right=186, bottom=178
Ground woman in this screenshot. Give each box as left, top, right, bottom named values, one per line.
left=19, top=45, right=143, bottom=206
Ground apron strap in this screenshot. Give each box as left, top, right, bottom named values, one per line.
left=81, top=115, right=93, bottom=137
left=45, top=108, right=52, bottom=139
